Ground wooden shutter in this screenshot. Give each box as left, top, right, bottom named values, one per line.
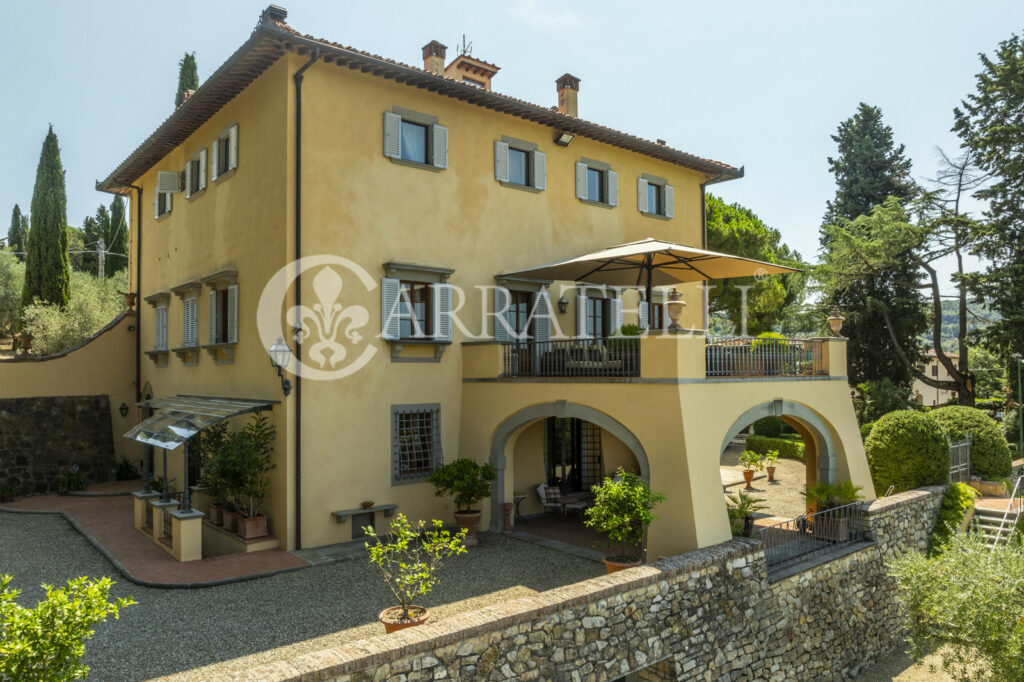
left=665, top=185, right=674, bottom=218
left=198, top=149, right=208, bottom=190
left=226, top=285, right=238, bottom=344
left=493, top=287, right=510, bottom=342
left=155, top=306, right=167, bottom=351
left=157, top=171, right=179, bottom=193
left=210, top=140, right=220, bottom=181
left=432, top=124, right=448, bottom=169
left=494, top=141, right=509, bottom=182
left=607, top=170, right=619, bottom=207
left=184, top=162, right=192, bottom=199
left=383, top=112, right=401, bottom=159
left=576, top=294, right=588, bottom=338
left=610, top=297, right=623, bottom=334
left=534, top=290, right=551, bottom=343
left=532, top=150, right=546, bottom=190
left=575, top=162, right=587, bottom=199
left=208, top=290, right=219, bottom=344
left=433, top=284, right=452, bottom=342
left=227, top=125, right=238, bottom=170
left=637, top=177, right=649, bottom=213
left=381, top=277, right=401, bottom=340
left=639, top=301, right=649, bottom=329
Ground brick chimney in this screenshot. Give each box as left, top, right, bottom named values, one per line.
left=556, top=73, right=580, bottom=117
left=422, top=40, right=447, bottom=75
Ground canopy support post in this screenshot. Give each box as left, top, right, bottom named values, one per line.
left=645, top=258, right=654, bottom=332
left=182, top=441, right=192, bottom=512
left=161, top=449, right=169, bottom=502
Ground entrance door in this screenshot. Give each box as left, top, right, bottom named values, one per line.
left=546, top=418, right=603, bottom=493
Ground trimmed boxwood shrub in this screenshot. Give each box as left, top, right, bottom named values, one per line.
left=866, top=411, right=949, bottom=495
left=752, top=417, right=784, bottom=438
left=929, top=406, right=1012, bottom=480
left=860, top=421, right=875, bottom=443
left=745, top=435, right=804, bottom=462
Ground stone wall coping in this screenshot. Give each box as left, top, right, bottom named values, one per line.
left=233, top=539, right=760, bottom=681
left=865, top=486, right=944, bottom=514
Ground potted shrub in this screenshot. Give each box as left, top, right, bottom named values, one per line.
left=763, top=449, right=780, bottom=483
left=738, top=450, right=764, bottom=490
left=57, top=465, right=86, bottom=495
left=726, top=492, right=767, bottom=538
left=584, top=467, right=666, bottom=573
left=363, top=513, right=467, bottom=633
left=223, top=414, right=276, bottom=540
left=804, top=479, right=863, bottom=542
left=427, top=459, right=496, bottom=547
left=0, top=481, right=20, bottom=503
left=198, top=423, right=230, bottom=526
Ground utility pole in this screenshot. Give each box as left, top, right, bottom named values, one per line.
left=97, top=238, right=105, bottom=279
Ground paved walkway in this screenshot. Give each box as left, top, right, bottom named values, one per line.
left=0, top=489, right=307, bottom=586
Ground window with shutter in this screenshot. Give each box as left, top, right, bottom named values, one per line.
left=493, top=287, right=512, bottom=342
left=609, top=297, right=623, bottom=334
left=637, top=178, right=649, bottom=213
left=494, top=140, right=509, bottom=182
left=532, top=150, right=546, bottom=190
left=433, top=284, right=452, bottom=342
left=576, top=294, right=588, bottom=338
left=198, top=148, right=207, bottom=191
left=639, top=301, right=649, bottom=329
left=607, top=170, right=618, bottom=207
left=226, top=284, right=238, bottom=344
left=381, top=277, right=401, bottom=341
left=664, top=185, right=674, bottom=218
left=208, top=290, right=218, bottom=345
left=384, top=108, right=447, bottom=171
left=210, top=140, right=220, bottom=181
left=155, top=306, right=168, bottom=351
left=431, top=124, right=448, bottom=169
left=210, top=125, right=238, bottom=181
left=381, top=262, right=455, bottom=361
left=639, top=174, right=673, bottom=218
left=577, top=159, right=617, bottom=206
left=227, top=124, right=238, bottom=170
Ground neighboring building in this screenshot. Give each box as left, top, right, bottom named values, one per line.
left=8, top=5, right=872, bottom=561
left=913, top=350, right=958, bottom=406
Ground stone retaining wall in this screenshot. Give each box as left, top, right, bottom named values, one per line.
left=230, top=487, right=944, bottom=682
left=0, top=395, right=115, bottom=494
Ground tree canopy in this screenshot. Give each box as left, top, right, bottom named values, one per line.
left=21, top=126, right=70, bottom=309
left=7, top=205, right=27, bottom=260
left=175, top=52, right=198, bottom=108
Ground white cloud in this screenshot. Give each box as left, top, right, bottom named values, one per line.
left=507, top=0, right=583, bottom=31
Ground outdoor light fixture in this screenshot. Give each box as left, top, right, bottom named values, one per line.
left=827, top=306, right=846, bottom=337
left=118, top=402, right=130, bottom=418
left=557, top=296, right=569, bottom=314
left=268, top=337, right=293, bottom=397
left=554, top=132, right=574, bottom=146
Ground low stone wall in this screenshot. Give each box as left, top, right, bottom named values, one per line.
left=0, top=395, right=115, bottom=494
left=229, top=487, right=943, bottom=682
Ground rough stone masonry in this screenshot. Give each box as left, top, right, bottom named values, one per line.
left=226, top=487, right=943, bottom=682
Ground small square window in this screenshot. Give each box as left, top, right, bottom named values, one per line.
left=392, top=405, right=442, bottom=483
left=189, top=158, right=202, bottom=195
left=508, top=148, right=529, bottom=186
left=217, top=136, right=231, bottom=175
left=400, top=121, right=428, bottom=164
left=587, top=167, right=604, bottom=203
left=156, top=192, right=171, bottom=217
left=648, top=183, right=662, bottom=215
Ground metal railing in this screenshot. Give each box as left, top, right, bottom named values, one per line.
left=706, top=336, right=825, bottom=378
left=949, top=434, right=972, bottom=484
left=162, top=507, right=173, bottom=543
left=991, top=474, right=1023, bottom=547
left=501, top=338, right=641, bottom=378
left=759, top=502, right=867, bottom=572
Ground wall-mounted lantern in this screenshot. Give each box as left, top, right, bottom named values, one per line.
left=557, top=296, right=569, bottom=314
left=268, top=337, right=293, bottom=397
left=118, top=403, right=130, bottom=418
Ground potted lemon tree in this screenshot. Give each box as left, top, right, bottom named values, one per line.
left=739, top=450, right=764, bottom=490
left=584, top=468, right=666, bottom=574
left=427, top=458, right=496, bottom=547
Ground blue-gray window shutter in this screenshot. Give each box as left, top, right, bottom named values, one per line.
left=184, top=161, right=193, bottom=199
left=433, top=284, right=452, bottom=342
left=208, top=290, right=218, bottom=344
left=198, top=148, right=208, bottom=191
left=381, top=277, right=401, bottom=340
left=576, top=294, right=588, bottom=338
left=227, top=124, right=239, bottom=170
left=637, top=177, right=649, bottom=213
left=534, top=290, right=551, bottom=343
left=575, top=162, right=587, bottom=199
left=493, top=287, right=511, bottom=342
left=532, top=150, right=546, bottom=190
left=607, top=170, right=619, bottom=207
left=494, top=141, right=509, bottom=182
left=639, top=301, right=649, bottom=329
left=665, top=185, right=675, bottom=218
left=383, top=112, right=401, bottom=159
left=226, top=285, right=238, bottom=344
left=610, top=297, right=623, bottom=334
left=432, top=124, right=448, bottom=169
left=210, top=139, right=220, bottom=181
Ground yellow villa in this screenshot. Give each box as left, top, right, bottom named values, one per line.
left=5, top=5, right=873, bottom=563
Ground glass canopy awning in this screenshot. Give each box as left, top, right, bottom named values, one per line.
left=123, top=395, right=277, bottom=450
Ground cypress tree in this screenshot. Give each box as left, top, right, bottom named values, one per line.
left=7, top=205, right=26, bottom=260
left=175, top=52, right=198, bottom=108
left=21, top=126, right=70, bottom=308
left=107, top=196, right=128, bottom=275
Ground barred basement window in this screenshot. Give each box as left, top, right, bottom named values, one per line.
left=391, top=404, right=442, bottom=483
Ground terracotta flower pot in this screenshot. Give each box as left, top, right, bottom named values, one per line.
left=207, top=503, right=224, bottom=526
left=603, top=556, right=641, bottom=574
left=238, top=515, right=268, bottom=539
left=379, top=605, right=429, bottom=634
left=766, top=466, right=776, bottom=483
left=454, top=510, right=482, bottom=547
left=124, top=292, right=137, bottom=310
left=743, top=470, right=755, bottom=490
left=222, top=508, right=240, bottom=533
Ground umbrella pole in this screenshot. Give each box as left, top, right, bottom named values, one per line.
left=645, top=263, right=654, bottom=331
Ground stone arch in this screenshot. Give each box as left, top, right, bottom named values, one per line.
left=488, top=401, right=649, bottom=531
left=720, top=399, right=837, bottom=485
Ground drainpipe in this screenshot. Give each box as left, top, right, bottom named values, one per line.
left=292, top=48, right=320, bottom=551
left=130, top=184, right=142, bottom=403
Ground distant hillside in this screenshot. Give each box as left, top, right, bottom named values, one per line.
left=930, top=299, right=997, bottom=350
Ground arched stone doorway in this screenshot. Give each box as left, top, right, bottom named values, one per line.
left=488, top=401, right=649, bottom=532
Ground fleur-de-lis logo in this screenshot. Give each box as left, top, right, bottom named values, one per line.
left=288, top=268, right=369, bottom=369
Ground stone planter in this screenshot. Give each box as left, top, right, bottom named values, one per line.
left=603, top=556, right=641, bottom=574
left=237, top=515, right=268, bottom=540
left=379, top=605, right=428, bottom=634
left=222, top=508, right=240, bottom=533
left=454, top=510, right=482, bottom=547
left=812, top=516, right=849, bottom=542
left=207, top=502, right=224, bottom=526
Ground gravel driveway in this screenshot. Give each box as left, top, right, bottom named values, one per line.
left=0, top=512, right=602, bottom=681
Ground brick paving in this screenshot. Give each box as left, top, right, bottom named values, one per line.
left=0, top=489, right=307, bottom=585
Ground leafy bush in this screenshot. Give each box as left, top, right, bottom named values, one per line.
left=890, top=531, right=1024, bottom=681
left=20, top=270, right=126, bottom=355
left=866, top=411, right=949, bottom=495
left=616, top=323, right=642, bottom=336
left=746, top=434, right=805, bottom=462
left=928, top=482, right=979, bottom=557
left=929, top=406, right=1012, bottom=480
left=57, top=465, right=85, bottom=495
left=220, top=414, right=276, bottom=518
left=584, top=468, right=666, bottom=561
left=738, top=449, right=764, bottom=472
left=804, top=479, right=863, bottom=511
left=752, top=416, right=784, bottom=437
left=860, top=421, right=875, bottom=442
left=0, top=574, right=135, bottom=681
left=363, top=513, right=466, bottom=622
left=114, top=458, right=139, bottom=481
left=427, top=458, right=496, bottom=513
left=0, top=255, right=24, bottom=339
left=1004, top=407, right=1021, bottom=449
left=853, top=377, right=911, bottom=425
left=726, top=492, right=767, bottom=537
left=974, top=397, right=1005, bottom=417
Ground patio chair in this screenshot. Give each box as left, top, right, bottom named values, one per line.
left=536, top=484, right=564, bottom=515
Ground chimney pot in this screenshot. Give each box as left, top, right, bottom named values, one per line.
left=262, top=5, right=288, bottom=23
left=556, top=73, right=580, bottom=117
left=422, top=40, right=448, bottom=75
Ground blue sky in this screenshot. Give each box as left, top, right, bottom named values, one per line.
left=2, top=1, right=1020, bottom=291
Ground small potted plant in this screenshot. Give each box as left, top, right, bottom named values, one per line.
left=427, top=458, right=496, bottom=547
left=763, top=449, right=780, bottom=483
left=0, top=481, right=20, bottom=503
left=738, top=450, right=764, bottom=490
left=363, top=513, right=467, bottom=633
left=225, top=414, right=276, bottom=540
left=804, top=479, right=863, bottom=542
left=57, top=465, right=86, bottom=495
left=726, top=492, right=767, bottom=538
left=199, top=423, right=230, bottom=526
left=584, top=468, right=666, bottom=573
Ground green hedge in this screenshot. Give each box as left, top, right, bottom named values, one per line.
left=745, top=435, right=805, bottom=462
left=752, top=417, right=784, bottom=438
left=928, top=482, right=978, bottom=556
left=866, top=411, right=949, bottom=495
left=929, top=406, right=1012, bottom=480
left=860, top=421, right=875, bottom=443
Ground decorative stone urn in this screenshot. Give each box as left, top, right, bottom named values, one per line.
left=666, top=288, right=686, bottom=330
